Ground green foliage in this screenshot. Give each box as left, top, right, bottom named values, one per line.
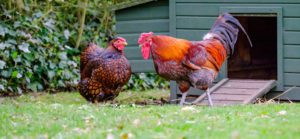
left=0, top=0, right=168, bottom=94
left=125, top=73, right=169, bottom=91
left=0, top=7, right=80, bottom=94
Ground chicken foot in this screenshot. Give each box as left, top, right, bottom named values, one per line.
left=192, top=88, right=213, bottom=106
left=206, top=88, right=213, bottom=106
left=179, top=92, right=188, bottom=106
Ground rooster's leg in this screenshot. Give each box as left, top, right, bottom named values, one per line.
left=206, top=88, right=213, bottom=106
left=179, top=92, right=188, bottom=106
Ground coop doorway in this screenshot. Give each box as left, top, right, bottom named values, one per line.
left=228, top=16, right=277, bottom=80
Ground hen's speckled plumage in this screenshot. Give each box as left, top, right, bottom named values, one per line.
left=78, top=41, right=131, bottom=103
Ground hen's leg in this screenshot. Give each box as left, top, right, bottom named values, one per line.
left=206, top=88, right=213, bottom=106
left=179, top=92, right=188, bottom=106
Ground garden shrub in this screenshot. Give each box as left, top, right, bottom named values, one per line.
left=0, top=5, right=81, bottom=94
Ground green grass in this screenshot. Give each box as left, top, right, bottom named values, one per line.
left=1, top=90, right=300, bottom=139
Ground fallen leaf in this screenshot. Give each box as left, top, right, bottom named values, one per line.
left=120, top=133, right=133, bottom=139
left=106, top=133, right=114, bottom=139
left=133, top=119, right=141, bottom=127
left=260, top=114, right=270, bottom=118
left=185, top=120, right=196, bottom=124
left=231, top=131, right=240, bottom=139
left=181, top=106, right=196, bottom=111
left=277, top=110, right=287, bottom=116
left=78, top=105, right=90, bottom=110
left=206, top=126, right=211, bottom=130
left=157, top=120, right=162, bottom=126
left=51, top=103, right=62, bottom=109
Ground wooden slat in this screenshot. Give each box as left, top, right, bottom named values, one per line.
left=211, top=94, right=249, bottom=101
left=116, top=19, right=169, bottom=34
left=175, top=3, right=300, bottom=17
left=209, top=78, right=229, bottom=92
left=222, top=82, right=266, bottom=89
left=118, top=33, right=140, bottom=46
left=284, top=31, right=300, bottom=45
left=243, top=80, right=277, bottom=104
left=178, top=87, right=204, bottom=95
left=284, top=45, right=300, bottom=58
left=284, top=59, right=300, bottom=73
left=229, top=80, right=270, bottom=83
left=191, top=78, right=228, bottom=104
left=170, top=81, right=178, bottom=104
left=284, top=73, right=300, bottom=86
left=176, top=16, right=215, bottom=29
left=124, top=47, right=142, bottom=60
left=267, top=87, right=300, bottom=100
left=199, top=100, right=242, bottom=106
left=213, top=88, right=255, bottom=95
left=186, top=79, right=277, bottom=105
left=176, top=29, right=209, bottom=40
left=284, top=18, right=300, bottom=31
left=176, top=4, right=218, bottom=16
left=120, top=32, right=169, bottom=47
left=176, top=82, right=221, bottom=95
left=129, top=60, right=155, bottom=72
left=116, top=4, right=169, bottom=21
left=169, top=0, right=176, bottom=37
left=176, top=0, right=300, bottom=3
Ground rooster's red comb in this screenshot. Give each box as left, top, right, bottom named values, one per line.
left=138, top=32, right=153, bottom=44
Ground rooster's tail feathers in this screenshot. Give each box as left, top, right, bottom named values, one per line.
left=204, top=13, right=252, bottom=55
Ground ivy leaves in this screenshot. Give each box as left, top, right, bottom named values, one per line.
left=0, top=60, right=6, bottom=69
left=18, top=42, right=30, bottom=53
left=0, top=7, right=80, bottom=94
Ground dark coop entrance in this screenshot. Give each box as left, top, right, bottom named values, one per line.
left=228, top=16, right=277, bottom=80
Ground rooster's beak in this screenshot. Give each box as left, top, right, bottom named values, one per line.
left=124, top=42, right=128, bottom=46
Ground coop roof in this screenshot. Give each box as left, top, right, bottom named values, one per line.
left=113, top=0, right=156, bottom=11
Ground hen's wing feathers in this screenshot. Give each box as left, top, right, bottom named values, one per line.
left=80, top=44, right=104, bottom=73
left=82, top=53, right=131, bottom=88
left=93, top=55, right=131, bottom=88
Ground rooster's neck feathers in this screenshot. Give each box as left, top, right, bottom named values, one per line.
left=203, top=33, right=217, bottom=40
left=151, top=35, right=190, bottom=61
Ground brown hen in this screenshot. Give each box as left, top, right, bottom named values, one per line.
left=78, top=37, right=131, bottom=103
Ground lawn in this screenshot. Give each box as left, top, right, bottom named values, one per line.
left=1, top=89, right=300, bottom=139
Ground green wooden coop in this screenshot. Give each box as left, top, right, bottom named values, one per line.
left=115, top=0, right=300, bottom=105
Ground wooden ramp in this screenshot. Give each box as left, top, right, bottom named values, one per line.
left=192, top=78, right=277, bottom=106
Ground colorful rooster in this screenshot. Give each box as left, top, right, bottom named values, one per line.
left=138, top=13, right=252, bottom=106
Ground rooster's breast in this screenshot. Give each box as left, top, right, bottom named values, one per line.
left=153, top=60, right=190, bottom=81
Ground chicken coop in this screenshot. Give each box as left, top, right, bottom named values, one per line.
left=115, top=0, right=300, bottom=104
